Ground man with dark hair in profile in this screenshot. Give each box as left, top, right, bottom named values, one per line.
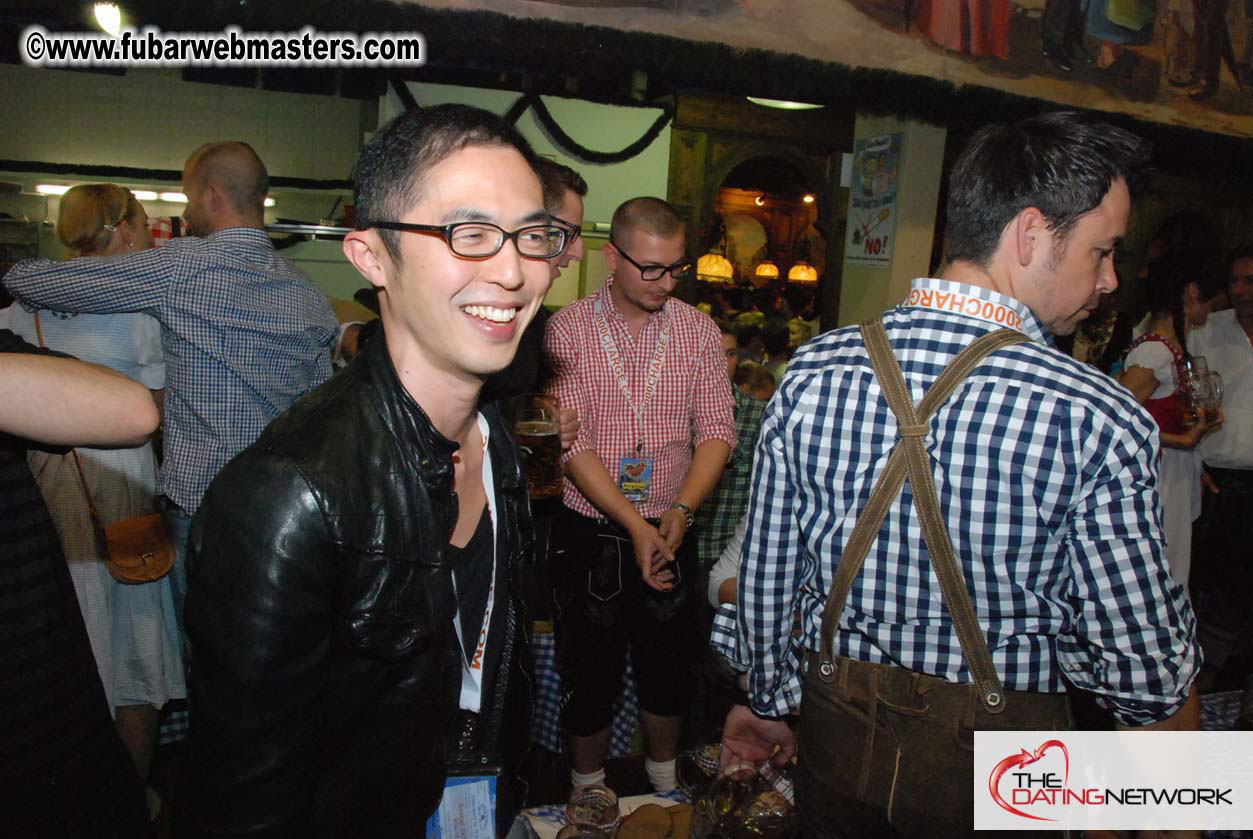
left=715, top=112, right=1200, bottom=837
left=4, top=140, right=338, bottom=632
left=546, top=196, right=736, bottom=794
left=176, top=105, right=566, bottom=838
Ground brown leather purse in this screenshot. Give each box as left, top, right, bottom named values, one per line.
left=35, top=312, right=174, bottom=583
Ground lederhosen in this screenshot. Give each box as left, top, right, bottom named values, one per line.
left=796, top=321, right=1072, bottom=838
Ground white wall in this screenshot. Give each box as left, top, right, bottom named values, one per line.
left=0, top=64, right=363, bottom=180
left=0, top=64, right=369, bottom=301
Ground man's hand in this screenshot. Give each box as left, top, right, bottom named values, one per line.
left=627, top=520, right=676, bottom=591
left=719, top=704, right=795, bottom=772
left=657, top=507, right=688, bottom=552
left=558, top=407, right=579, bottom=451
left=1202, top=468, right=1220, bottom=495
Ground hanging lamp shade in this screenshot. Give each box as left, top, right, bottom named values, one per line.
left=754, top=260, right=780, bottom=279
left=696, top=252, right=734, bottom=283
left=787, top=261, right=818, bottom=283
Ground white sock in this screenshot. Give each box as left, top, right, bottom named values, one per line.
left=645, top=757, right=677, bottom=793
left=571, top=766, right=606, bottom=788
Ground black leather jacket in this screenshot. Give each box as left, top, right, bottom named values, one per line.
left=177, top=332, right=533, bottom=839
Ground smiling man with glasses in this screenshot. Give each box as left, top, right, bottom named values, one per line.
left=177, top=104, right=551, bottom=839
left=545, top=196, right=736, bottom=795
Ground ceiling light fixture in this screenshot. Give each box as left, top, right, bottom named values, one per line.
left=754, top=195, right=766, bottom=207
left=93, top=3, right=123, bottom=38
left=802, top=194, right=816, bottom=204
left=131, top=190, right=158, bottom=201
left=159, top=192, right=188, bottom=203
left=788, top=261, right=818, bottom=283
left=746, top=96, right=823, bottom=111
left=696, top=252, right=734, bottom=284
left=35, top=184, right=71, bottom=195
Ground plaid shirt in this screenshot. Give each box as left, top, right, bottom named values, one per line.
left=4, top=228, right=337, bottom=513
left=711, top=278, right=1199, bottom=726
left=696, top=388, right=767, bottom=569
left=545, top=279, right=736, bottom=519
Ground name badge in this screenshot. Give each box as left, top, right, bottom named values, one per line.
left=426, top=771, right=498, bottom=839
left=618, top=456, right=654, bottom=502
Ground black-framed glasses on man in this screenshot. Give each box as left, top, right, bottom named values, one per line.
left=610, top=241, right=693, bottom=282
left=372, top=221, right=568, bottom=260
left=551, top=215, right=582, bottom=242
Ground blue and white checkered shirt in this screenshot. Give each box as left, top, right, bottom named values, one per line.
left=4, top=228, right=337, bottom=513
left=710, top=278, right=1199, bottom=727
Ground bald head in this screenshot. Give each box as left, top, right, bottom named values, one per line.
left=182, top=141, right=268, bottom=234
left=609, top=197, right=684, bottom=250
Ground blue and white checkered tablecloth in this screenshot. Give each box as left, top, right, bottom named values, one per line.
left=530, top=624, right=640, bottom=757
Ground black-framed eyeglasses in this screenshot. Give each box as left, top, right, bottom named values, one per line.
left=372, top=221, right=568, bottom=260
left=610, top=241, right=693, bottom=282
left=551, top=214, right=582, bottom=242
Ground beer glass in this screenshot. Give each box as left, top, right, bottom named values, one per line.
left=511, top=393, right=562, bottom=499
left=565, top=784, right=620, bottom=834
left=1180, top=370, right=1205, bottom=428
left=1204, top=372, right=1224, bottom=424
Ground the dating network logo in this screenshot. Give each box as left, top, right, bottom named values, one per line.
left=988, top=739, right=1070, bottom=821
left=986, top=736, right=1232, bottom=822
left=977, top=730, right=1244, bottom=831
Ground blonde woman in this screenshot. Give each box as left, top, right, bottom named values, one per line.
left=7, top=184, right=183, bottom=817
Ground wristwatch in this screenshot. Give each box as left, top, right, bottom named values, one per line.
left=671, top=502, right=694, bottom=529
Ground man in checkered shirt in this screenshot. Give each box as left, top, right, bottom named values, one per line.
left=545, top=197, right=736, bottom=793
left=713, top=113, right=1201, bottom=836
left=4, top=142, right=337, bottom=633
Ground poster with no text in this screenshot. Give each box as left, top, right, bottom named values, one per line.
left=844, top=132, right=902, bottom=265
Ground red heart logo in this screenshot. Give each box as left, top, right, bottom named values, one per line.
left=988, top=739, right=1069, bottom=821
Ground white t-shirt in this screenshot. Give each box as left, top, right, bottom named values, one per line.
left=1189, top=310, right=1253, bottom=469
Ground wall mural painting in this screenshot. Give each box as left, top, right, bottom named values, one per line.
left=851, top=0, right=1253, bottom=111
left=415, top=0, right=1253, bottom=136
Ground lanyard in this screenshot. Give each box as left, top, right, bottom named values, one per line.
left=593, top=293, right=672, bottom=453
left=903, top=285, right=1028, bottom=335
left=450, top=413, right=498, bottom=713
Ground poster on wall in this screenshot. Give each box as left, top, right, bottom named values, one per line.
left=844, top=132, right=902, bottom=265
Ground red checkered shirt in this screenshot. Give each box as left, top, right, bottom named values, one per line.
left=545, top=279, right=736, bottom=520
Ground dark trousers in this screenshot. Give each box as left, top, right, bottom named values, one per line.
left=1193, top=0, right=1233, bottom=82
left=1041, top=0, right=1083, bottom=49
left=796, top=656, right=1072, bottom=839
left=1192, top=466, right=1253, bottom=676
left=517, top=498, right=561, bottom=623
left=551, top=507, right=699, bottom=736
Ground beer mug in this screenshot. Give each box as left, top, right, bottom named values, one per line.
left=1204, top=372, right=1224, bottom=424
left=1180, top=370, right=1205, bottom=428
left=511, top=393, right=563, bottom=500
left=565, top=784, right=621, bottom=834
